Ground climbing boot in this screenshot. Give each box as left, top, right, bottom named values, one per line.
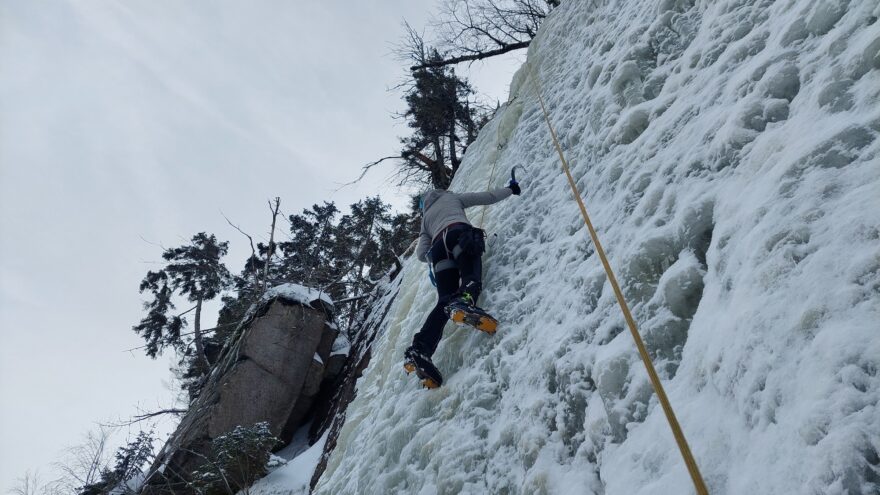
left=404, top=347, right=443, bottom=389
left=445, top=296, right=498, bottom=335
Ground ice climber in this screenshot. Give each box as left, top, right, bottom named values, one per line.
left=404, top=177, right=521, bottom=388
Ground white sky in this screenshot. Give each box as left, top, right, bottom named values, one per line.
left=0, top=1, right=524, bottom=491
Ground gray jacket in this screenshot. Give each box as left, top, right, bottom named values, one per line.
left=415, top=187, right=513, bottom=262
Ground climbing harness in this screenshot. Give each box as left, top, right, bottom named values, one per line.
left=426, top=253, right=437, bottom=287
left=527, top=64, right=710, bottom=495
left=426, top=224, right=481, bottom=287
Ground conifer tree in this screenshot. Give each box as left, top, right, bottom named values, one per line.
left=277, top=202, right=341, bottom=294
left=110, top=430, right=155, bottom=487
left=399, top=52, right=483, bottom=188
left=216, top=197, right=420, bottom=342
left=133, top=270, right=184, bottom=358
left=378, top=208, right=422, bottom=275
left=191, top=422, right=279, bottom=494
left=334, top=197, right=391, bottom=330
left=76, top=430, right=155, bottom=495
left=335, top=197, right=389, bottom=294
left=359, top=54, right=486, bottom=189
left=133, top=233, right=231, bottom=373
left=214, top=252, right=264, bottom=343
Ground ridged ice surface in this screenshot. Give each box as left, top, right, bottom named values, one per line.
left=314, top=1, right=880, bottom=493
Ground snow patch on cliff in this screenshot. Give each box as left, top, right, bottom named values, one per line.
left=260, top=283, right=335, bottom=309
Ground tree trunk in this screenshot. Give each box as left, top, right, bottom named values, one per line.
left=192, top=298, right=210, bottom=372
left=449, top=90, right=458, bottom=176
left=261, top=197, right=281, bottom=295
left=409, top=40, right=531, bottom=71
left=449, top=132, right=459, bottom=176
left=433, top=137, right=447, bottom=188
left=346, top=217, right=376, bottom=332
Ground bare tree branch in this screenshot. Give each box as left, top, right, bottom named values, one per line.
left=100, top=408, right=188, bottom=428
left=223, top=212, right=257, bottom=266
left=261, top=198, right=281, bottom=295
left=404, top=0, right=553, bottom=70
left=138, top=235, right=167, bottom=251
left=52, top=427, right=113, bottom=492
left=335, top=155, right=403, bottom=191
left=122, top=322, right=239, bottom=353
left=9, top=470, right=64, bottom=495
left=409, top=40, right=530, bottom=70
left=176, top=305, right=197, bottom=319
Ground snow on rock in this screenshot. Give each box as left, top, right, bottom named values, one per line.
left=232, top=282, right=335, bottom=339
left=244, top=432, right=330, bottom=495
left=260, top=283, right=335, bottom=310
left=311, top=1, right=879, bottom=494
left=330, top=331, right=351, bottom=357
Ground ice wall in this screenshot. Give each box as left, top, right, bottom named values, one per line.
left=315, top=0, right=880, bottom=493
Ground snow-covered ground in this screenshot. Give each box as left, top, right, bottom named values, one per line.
left=295, top=0, right=880, bottom=494
left=244, top=427, right=329, bottom=495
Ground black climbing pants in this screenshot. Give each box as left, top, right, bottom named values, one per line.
left=411, top=225, right=484, bottom=357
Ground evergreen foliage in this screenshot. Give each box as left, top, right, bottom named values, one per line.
left=77, top=431, right=155, bottom=495
left=399, top=53, right=486, bottom=189
left=133, top=202, right=417, bottom=401
left=133, top=233, right=232, bottom=360
left=133, top=233, right=232, bottom=400
left=133, top=270, right=184, bottom=357
left=218, top=196, right=418, bottom=339
left=277, top=201, right=343, bottom=296
left=335, top=198, right=392, bottom=329
left=162, top=233, right=232, bottom=306
left=190, top=422, right=279, bottom=494
left=110, top=431, right=155, bottom=486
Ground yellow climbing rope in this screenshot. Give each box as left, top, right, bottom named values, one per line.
left=528, top=65, right=710, bottom=495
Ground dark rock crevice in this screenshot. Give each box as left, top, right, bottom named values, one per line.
left=308, top=273, right=405, bottom=490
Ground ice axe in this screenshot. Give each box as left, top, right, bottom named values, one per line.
left=486, top=166, right=523, bottom=250
left=508, top=165, right=524, bottom=196
left=510, top=166, right=521, bottom=186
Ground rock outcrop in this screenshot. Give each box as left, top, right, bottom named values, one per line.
left=141, top=284, right=343, bottom=494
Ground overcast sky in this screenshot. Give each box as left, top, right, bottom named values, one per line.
left=0, top=1, right=523, bottom=491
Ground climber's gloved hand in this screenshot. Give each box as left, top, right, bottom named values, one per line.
left=507, top=179, right=521, bottom=195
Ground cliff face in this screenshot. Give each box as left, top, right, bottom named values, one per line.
left=141, top=284, right=341, bottom=493
left=311, top=1, right=880, bottom=494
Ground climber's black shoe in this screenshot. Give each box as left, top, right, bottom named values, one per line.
left=445, top=296, right=498, bottom=335
left=404, top=347, right=443, bottom=389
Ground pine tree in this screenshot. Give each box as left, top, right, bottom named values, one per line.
left=334, top=197, right=391, bottom=331
left=133, top=233, right=231, bottom=374
left=191, top=423, right=279, bottom=494
left=214, top=252, right=263, bottom=344
left=399, top=51, right=484, bottom=188
left=378, top=210, right=421, bottom=275
left=133, top=270, right=184, bottom=358
left=110, top=430, right=155, bottom=486
left=215, top=197, right=420, bottom=344
left=336, top=198, right=389, bottom=293
left=277, top=202, right=341, bottom=294
left=76, top=431, right=155, bottom=495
